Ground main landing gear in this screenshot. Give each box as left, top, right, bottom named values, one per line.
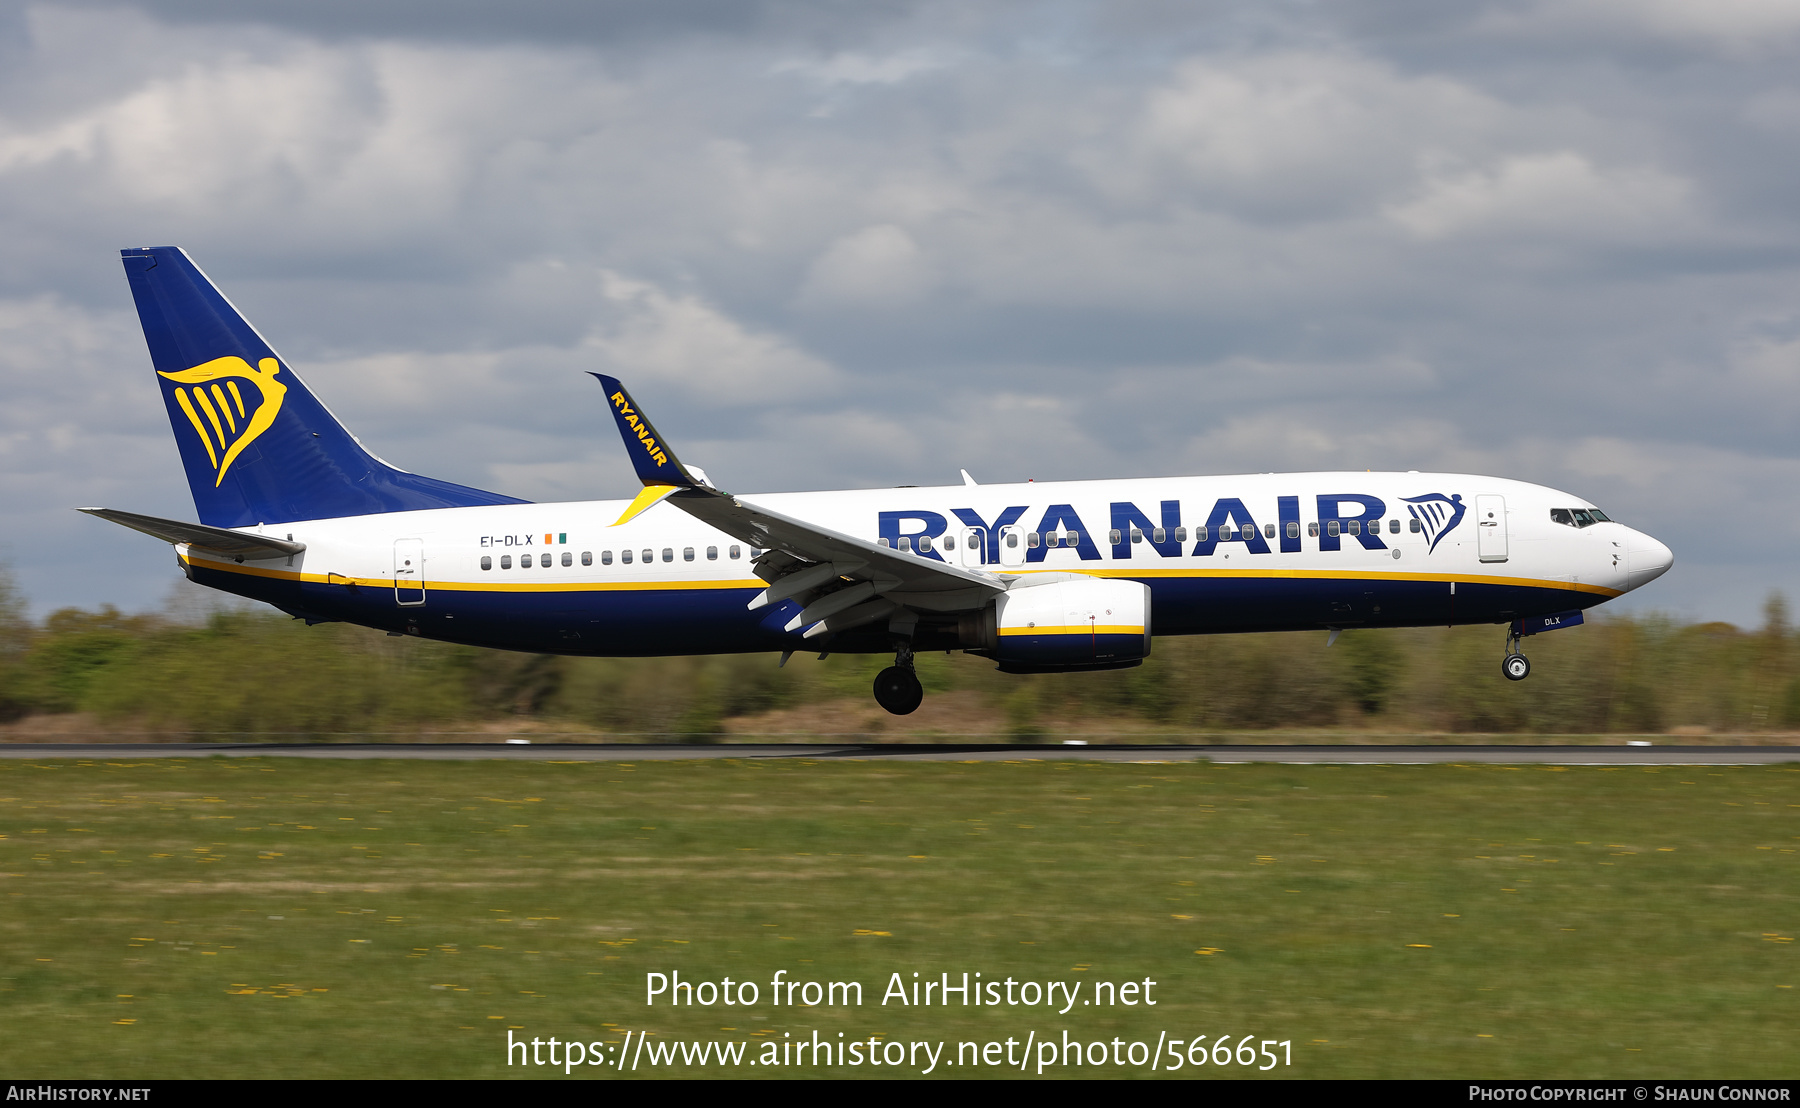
left=1502, top=623, right=1531, bottom=682
left=873, top=640, right=923, bottom=715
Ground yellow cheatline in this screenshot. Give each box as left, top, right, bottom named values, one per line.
left=1027, top=565, right=1623, bottom=598
left=177, top=552, right=759, bottom=593
left=612, top=484, right=681, bottom=527
left=997, top=624, right=1144, bottom=637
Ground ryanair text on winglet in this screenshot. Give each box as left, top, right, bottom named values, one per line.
left=610, top=391, right=668, bottom=468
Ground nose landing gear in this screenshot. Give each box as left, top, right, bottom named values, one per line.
left=1502, top=623, right=1531, bottom=682
left=873, top=640, right=924, bottom=715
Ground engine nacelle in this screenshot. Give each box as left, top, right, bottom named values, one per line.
left=961, top=577, right=1151, bottom=673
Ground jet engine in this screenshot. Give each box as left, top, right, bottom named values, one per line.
left=959, top=577, right=1151, bottom=673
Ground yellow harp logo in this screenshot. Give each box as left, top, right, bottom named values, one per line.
left=157, top=357, right=288, bottom=487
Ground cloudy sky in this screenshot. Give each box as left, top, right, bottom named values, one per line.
left=2, top=0, right=1798, bottom=624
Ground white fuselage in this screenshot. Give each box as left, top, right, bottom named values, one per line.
left=177, top=470, right=1673, bottom=656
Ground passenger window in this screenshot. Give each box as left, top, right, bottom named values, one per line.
left=683, top=547, right=694, bottom=562
left=1326, top=521, right=1340, bottom=537
left=581, top=551, right=592, bottom=566
left=943, top=535, right=955, bottom=551
left=1263, top=523, right=1275, bottom=539
left=898, top=536, right=912, bottom=552
left=501, top=554, right=512, bottom=569
left=601, top=551, right=612, bottom=565
left=1046, top=533, right=1060, bottom=548
left=1131, top=528, right=1143, bottom=543
left=707, top=546, right=718, bottom=560
left=1410, top=518, right=1422, bottom=533
left=1389, top=519, right=1400, bottom=534
left=918, top=535, right=933, bottom=553
left=1194, top=525, right=1208, bottom=542
left=481, top=555, right=492, bottom=571
left=1026, top=532, right=1040, bottom=548
left=1286, top=522, right=1299, bottom=539
left=729, top=545, right=741, bottom=559
left=1109, top=529, right=1122, bottom=545
left=562, top=552, right=572, bottom=567
left=1308, top=522, right=1319, bottom=538
left=662, top=548, right=673, bottom=562
left=1005, top=532, right=1019, bottom=549
left=642, top=549, right=653, bottom=563
left=1174, top=526, right=1188, bottom=542
left=1067, top=531, right=1080, bottom=545
left=1153, top=527, right=1166, bottom=543
left=878, top=537, right=891, bottom=548
left=1348, top=520, right=1361, bottom=536
left=622, top=550, right=633, bottom=564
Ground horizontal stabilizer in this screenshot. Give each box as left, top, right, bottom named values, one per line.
left=77, top=507, right=305, bottom=559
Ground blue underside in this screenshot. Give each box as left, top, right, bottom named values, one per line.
left=190, top=564, right=1606, bottom=657
left=1000, top=632, right=1148, bottom=666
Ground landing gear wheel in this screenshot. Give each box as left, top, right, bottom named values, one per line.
left=873, top=666, right=924, bottom=715
left=1503, top=653, right=1531, bottom=682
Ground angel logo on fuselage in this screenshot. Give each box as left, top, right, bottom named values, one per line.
left=1402, top=493, right=1465, bottom=554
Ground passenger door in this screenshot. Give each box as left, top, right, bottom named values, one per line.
left=394, top=538, right=426, bottom=605
left=1476, top=495, right=1508, bottom=563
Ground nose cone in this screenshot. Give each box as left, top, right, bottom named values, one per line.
left=1624, top=529, right=1673, bottom=592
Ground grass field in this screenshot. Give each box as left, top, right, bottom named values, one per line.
left=0, top=755, right=1795, bottom=1079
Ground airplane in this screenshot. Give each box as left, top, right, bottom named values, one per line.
left=84, top=247, right=1674, bottom=716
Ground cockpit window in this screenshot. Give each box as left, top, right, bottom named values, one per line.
left=1552, top=507, right=1614, bottom=528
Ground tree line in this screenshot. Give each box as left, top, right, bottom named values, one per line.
left=1, top=570, right=1793, bottom=738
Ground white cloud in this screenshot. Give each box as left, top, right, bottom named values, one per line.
left=0, top=2, right=1796, bottom=624
left=587, top=272, right=838, bottom=403
left=1484, top=0, right=1800, bottom=52
left=797, top=223, right=933, bottom=305
left=1386, top=151, right=1693, bottom=241
left=1123, top=54, right=1506, bottom=216
left=772, top=47, right=955, bottom=87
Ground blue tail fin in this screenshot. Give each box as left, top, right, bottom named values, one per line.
left=122, top=247, right=527, bottom=527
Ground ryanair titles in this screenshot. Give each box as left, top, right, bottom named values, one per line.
left=880, top=494, right=1467, bottom=563
left=608, top=391, right=669, bottom=469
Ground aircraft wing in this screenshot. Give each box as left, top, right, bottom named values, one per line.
left=592, top=374, right=1005, bottom=639
left=77, top=507, right=306, bottom=559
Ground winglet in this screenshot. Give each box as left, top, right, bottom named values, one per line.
left=590, top=373, right=708, bottom=489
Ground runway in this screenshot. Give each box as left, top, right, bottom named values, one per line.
left=1, top=742, right=1796, bottom=765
